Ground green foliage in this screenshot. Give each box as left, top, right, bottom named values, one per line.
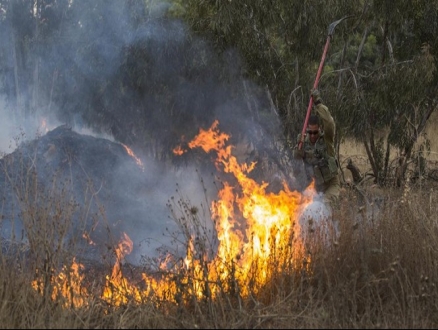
left=170, top=0, right=438, bottom=185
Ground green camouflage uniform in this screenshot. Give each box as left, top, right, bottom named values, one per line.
left=293, top=103, right=340, bottom=210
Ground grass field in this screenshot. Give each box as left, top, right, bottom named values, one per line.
left=0, top=168, right=437, bottom=328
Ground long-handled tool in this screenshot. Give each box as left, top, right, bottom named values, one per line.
left=298, top=16, right=352, bottom=150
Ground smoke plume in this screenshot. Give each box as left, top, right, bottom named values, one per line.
left=0, top=0, right=287, bottom=265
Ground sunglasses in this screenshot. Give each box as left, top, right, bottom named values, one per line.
left=306, top=130, right=319, bottom=135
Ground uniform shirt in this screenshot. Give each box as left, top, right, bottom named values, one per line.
left=293, top=103, right=338, bottom=187
left=314, top=103, right=335, bottom=159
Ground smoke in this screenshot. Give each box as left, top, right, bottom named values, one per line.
left=298, top=195, right=339, bottom=247
left=0, top=97, right=18, bottom=154
left=0, top=1, right=285, bottom=265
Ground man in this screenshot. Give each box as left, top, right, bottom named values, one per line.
left=293, top=89, right=340, bottom=211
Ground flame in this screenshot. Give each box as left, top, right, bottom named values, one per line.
left=102, top=232, right=144, bottom=306
left=31, top=258, right=89, bottom=308
left=121, top=143, right=145, bottom=171
left=173, top=135, right=187, bottom=155
left=32, top=120, right=317, bottom=308
left=188, top=120, right=229, bottom=154
left=173, top=145, right=185, bottom=156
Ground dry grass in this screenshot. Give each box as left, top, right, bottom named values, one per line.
left=1, top=144, right=438, bottom=328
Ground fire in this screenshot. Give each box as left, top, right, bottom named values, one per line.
left=31, top=258, right=89, bottom=308
left=187, top=120, right=229, bottom=155
left=32, top=120, right=317, bottom=308
left=102, top=232, right=144, bottom=306
left=141, top=119, right=314, bottom=299
left=172, top=145, right=184, bottom=156
left=121, top=143, right=144, bottom=171
left=175, top=120, right=312, bottom=295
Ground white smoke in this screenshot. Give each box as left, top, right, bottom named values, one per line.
left=298, top=194, right=339, bottom=247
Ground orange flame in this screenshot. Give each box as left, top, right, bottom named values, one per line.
left=172, top=145, right=185, bottom=156
left=179, top=120, right=313, bottom=295
left=31, top=258, right=89, bottom=308
left=102, top=232, right=143, bottom=306
left=121, top=143, right=145, bottom=171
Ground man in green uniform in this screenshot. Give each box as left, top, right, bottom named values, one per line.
left=293, top=89, right=340, bottom=212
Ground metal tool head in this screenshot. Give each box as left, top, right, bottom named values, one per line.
left=327, top=15, right=354, bottom=36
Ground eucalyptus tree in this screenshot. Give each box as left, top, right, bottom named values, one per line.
left=325, top=0, right=438, bottom=186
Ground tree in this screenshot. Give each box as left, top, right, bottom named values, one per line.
left=172, top=0, right=438, bottom=187
left=325, top=1, right=438, bottom=186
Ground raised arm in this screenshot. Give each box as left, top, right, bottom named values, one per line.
left=315, top=103, right=335, bottom=141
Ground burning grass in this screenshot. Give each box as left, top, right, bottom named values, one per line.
left=1, top=124, right=438, bottom=328
left=1, top=184, right=438, bottom=328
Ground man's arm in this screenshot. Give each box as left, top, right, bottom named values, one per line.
left=315, top=103, right=335, bottom=141
left=311, top=89, right=335, bottom=142
left=315, top=103, right=336, bottom=158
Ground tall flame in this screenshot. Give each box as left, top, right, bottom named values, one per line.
left=102, top=232, right=144, bottom=306
left=175, top=120, right=313, bottom=296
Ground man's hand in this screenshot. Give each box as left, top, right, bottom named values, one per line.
left=311, top=88, right=322, bottom=105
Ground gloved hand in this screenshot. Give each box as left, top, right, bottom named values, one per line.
left=311, top=88, right=322, bottom=104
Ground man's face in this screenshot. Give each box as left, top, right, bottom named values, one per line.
left=307, top=124, right=320, bottom=144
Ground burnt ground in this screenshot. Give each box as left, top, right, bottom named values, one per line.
left=0, top=125, right=188, bottom=268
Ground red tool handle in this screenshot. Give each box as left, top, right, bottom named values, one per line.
left=297, top=36, right=331, bottom=150
left=297, top=15, right=351, bottom=150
